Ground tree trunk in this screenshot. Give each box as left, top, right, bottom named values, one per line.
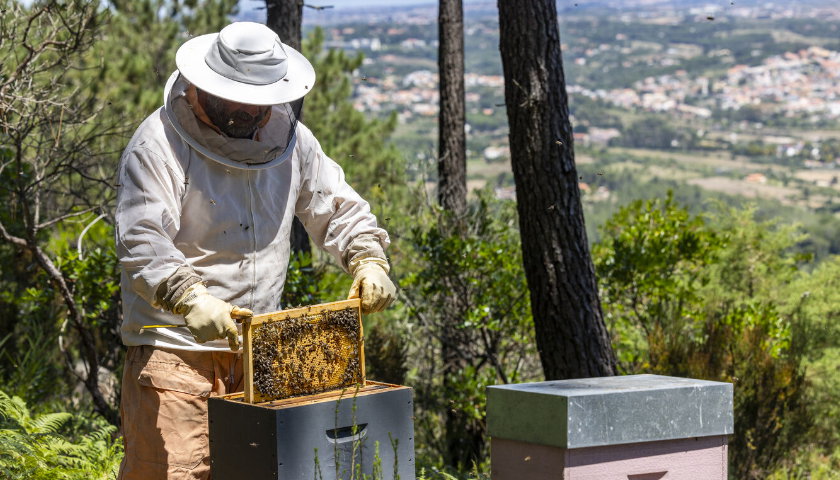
left=497, top=0, right=617, bottom=379
left=265, top=0, right=304, bottom=50
left=437, top=0, right=467, bottom=216
left=265, top=0, right=310, bottom=255
left=438, top=0, right=479, bottom=468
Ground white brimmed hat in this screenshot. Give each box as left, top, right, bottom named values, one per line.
left=175, top=22, right=315, bottom=106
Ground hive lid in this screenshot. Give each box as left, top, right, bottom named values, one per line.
left=487, top=374, right=734, bottom=449
left=242, top=298, right=365, bottom=403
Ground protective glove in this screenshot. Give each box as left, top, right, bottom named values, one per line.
left=172, top=283, right=252, bottom=350
left=347, top=257, right=396, bottom=314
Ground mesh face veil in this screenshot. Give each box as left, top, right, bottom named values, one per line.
left=202, top=94, right=270, bottom=139
left=273, top=98, right=303, bottom=156
left=201, top=89, right=303, bottom=145
left=163, top=71, right=304, bottom=170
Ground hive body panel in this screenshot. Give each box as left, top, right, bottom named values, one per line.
left=209, top=383, right=415, bottom=480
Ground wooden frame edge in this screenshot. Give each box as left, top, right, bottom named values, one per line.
left=358, top=301, right=366, bottom=386
left=249, top=298, right=361, bottom=326
left=243, top=318, right=254, bottom=403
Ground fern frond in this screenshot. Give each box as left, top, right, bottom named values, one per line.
left=27, top=412, right=72, bottom=435
left=0, top=389, right=123, bottom=479
left=0, top=390, right=30, bottom=428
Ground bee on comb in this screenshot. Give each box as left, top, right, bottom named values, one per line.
left=242, top=299, right=364, bottom=403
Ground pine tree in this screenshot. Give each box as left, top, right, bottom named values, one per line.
left=497, top=0, right=617, bottom=379
left=263, top=0, right=310, bottom=254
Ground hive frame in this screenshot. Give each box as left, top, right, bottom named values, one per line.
left=242, top=298, right=364, bottom=404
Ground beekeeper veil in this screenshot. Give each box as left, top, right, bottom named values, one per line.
left=163, top=22, right=315, bottom=170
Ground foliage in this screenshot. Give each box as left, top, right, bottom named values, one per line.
left=611, top=116, right=697, bottom=150
left=363, top=317, right=410, bottom=386
left=88, top=0, right=240, bottom=122
left=769, top=257, right=840, bottom=477
left=0, top=221, right=122, bottom=407
left=594, top=193, right=721, bottom=368
left=0, top=323, right=63, bottom=406
left=417, top=466, right=489, bottom=480
left=401, top=190, right=537, bottom=472
left=768, top=445, right=840, bottom=480
left=294, top=27, right=415, bottom=387
left=593, top=194, right=824, bottom=479
left=282, top=252, right=328, bottom=308
left=576, top=152, right=840, bottom=260
left=0, top=0, right=124, bottom=420
left=569, top=95, right=624, bottom=130
left=302, top=28, right=407, bottom=216
left=0, top=389, right=122, bottom=480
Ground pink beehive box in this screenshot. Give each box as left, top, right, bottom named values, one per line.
left=487, top=374, right=733, bottom=480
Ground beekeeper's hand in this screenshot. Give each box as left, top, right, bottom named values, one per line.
left=348, top=257, right=396, bottom=314
left=173, top=283, right=252, bottom=350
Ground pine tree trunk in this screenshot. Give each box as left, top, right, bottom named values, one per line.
left=497, top=0, right=617, bottom=379
left=438, top=0, right=478, bottom=468
left=438, top=0, right=467, bottom=215
left=265, top=0, right=310, bottom=255
left=266, top=0, right=304, bottom=50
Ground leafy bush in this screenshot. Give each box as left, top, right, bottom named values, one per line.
left=768, top=256, right=840, bottom=477
left=0, top=390, right=122, bottom=480
left=401, top=191, right=537, bottom=472
left=610, top=116, right=697, bottom=150
left=593, top=194, right=818, bottom=479
left=0, top=219, right=122, bottom=413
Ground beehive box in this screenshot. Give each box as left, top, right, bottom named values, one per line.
left=242, top=298, right=364, bottom=403
left=487, top=375, right=733, bottom=480
left=209, top=381, right=416, bottom=480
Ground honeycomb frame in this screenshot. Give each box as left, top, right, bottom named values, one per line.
left=242, top=298, right=365, bottom=404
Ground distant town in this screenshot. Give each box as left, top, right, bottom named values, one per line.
left=240, top=0, right=840, bottom=221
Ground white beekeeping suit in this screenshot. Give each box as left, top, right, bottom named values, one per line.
left=115, top=22, right=397, bottom=480
left=115, top=22, right=393, bottom=352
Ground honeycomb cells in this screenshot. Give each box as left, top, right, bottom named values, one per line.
left=251, top=307, right=363, bottom=401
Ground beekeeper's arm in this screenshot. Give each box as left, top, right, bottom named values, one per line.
left=294, top=128, right=395, bottom=314
left=115, top=146, right=249, bottom=349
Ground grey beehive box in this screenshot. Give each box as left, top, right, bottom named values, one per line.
left=487, top=374, right=734, bottom=448
left=209, top=382, right=415, bottom=480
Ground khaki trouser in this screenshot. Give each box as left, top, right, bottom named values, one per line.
left=118, top=345, right=243, bottom=480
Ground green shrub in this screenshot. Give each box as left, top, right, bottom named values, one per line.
left=401, top=190, right=536, bottom=472
left=593, top=194, right=816, bottom=479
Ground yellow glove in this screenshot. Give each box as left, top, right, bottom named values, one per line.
left=173, top=283, right=253, bottom=350
left=348, top=257, right=396, bottom=314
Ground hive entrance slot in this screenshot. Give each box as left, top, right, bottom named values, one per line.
left=326, top=424, right=368, bottom=443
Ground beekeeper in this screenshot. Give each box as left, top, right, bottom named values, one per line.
left=114, top=22, right=395, bottom=480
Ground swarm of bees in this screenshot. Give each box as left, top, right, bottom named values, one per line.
left=251, top=307, right=363, bottom=400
